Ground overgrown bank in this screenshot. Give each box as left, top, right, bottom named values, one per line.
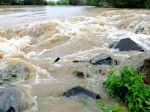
left=0, top=0, right=150, bottom=8
left=47, top=0, right=150, bottom=8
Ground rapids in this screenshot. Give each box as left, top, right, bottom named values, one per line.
left=0, top=6, right=150, bottom=112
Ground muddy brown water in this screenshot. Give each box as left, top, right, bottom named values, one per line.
left=0, top=6, right=150, bottom=112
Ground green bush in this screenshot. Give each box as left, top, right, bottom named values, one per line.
left=103, top=66, right=150, bottom=112
left=57, top=0, right=69, bottom=5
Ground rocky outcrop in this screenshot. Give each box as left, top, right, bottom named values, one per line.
left=0, top=64, right=29, bottom=85
left=0, top=87, right=20, bottom=112
left=112, top=38, right=144, bottom=51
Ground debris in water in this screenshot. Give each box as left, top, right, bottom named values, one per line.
left=54, top=57, right=60, bottom=62
left=64, top=86, right=101, bottom=99
left=90, top=54, right=118, bottom=65
left=0, top=53, right=4, bottom=59
left=72, top=60, right=87, bottom=63
left=99, top=69, right=106, bottom=75
left=72, top=60, right=80, bottom=63
left=113, top=38, right=144, bottom=51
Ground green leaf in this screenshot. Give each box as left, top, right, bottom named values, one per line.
left=128, top=103, right=133, bottom=110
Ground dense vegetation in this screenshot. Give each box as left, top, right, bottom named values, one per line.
left=0, top=0, right=150, bottom=8
left=103, top=66, right=150, bottom=112
left=0, top=0, right=47, bottom=5
left=55, top=0, right=150, bottom=8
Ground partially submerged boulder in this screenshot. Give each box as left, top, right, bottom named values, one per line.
left=112, top=38, right=144, bottom=51
left=0, top=87, right=20, bottom=112
left=64, top=86, right=101, bottom=100
left=90, top=54, right=118, bottom=65
left=0, top=64, right=29, bottom=85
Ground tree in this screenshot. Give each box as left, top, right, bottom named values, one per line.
left=23, top=0, right=47, bottom=5
left=69, top=0, right=80, bottom=5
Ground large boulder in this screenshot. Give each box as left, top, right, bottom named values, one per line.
left=64, top=86, right=101, bottom=99
left=0, top=87, right=20, bottom=112
left=0, top=64, right=29, bottom=85
left=112, top=38, right=144, bottom=51
left=90, top=53, right=118, bottom=65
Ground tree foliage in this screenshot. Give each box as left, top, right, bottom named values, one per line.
left=0, top=0, right=47, bottom=5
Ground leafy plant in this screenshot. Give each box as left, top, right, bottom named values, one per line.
left=103, top=66, right=150, bottom=112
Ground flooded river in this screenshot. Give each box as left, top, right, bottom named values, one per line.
left=0, top=6, right=150, bottom=112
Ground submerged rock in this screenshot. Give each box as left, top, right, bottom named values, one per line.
left=74, top=71, right=90, bottom=79
left=64, top=86, right=101, bottom=99
left=113, top=38, right=144, bottom=51
left=0, top=87, right=20, bottom=112
left=0, top=64, right=29, bottom=85
left=90, top=54, right=118, bottom=65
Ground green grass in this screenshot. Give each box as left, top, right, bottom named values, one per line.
left=79, top=97, right=122, bottom=112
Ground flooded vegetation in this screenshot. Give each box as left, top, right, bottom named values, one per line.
left=0, top=6, right=150, bottom=112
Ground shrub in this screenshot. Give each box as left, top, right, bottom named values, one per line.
left=103, top=66, right=150, bottom=112
left=57, top=0, right=69, bottom=5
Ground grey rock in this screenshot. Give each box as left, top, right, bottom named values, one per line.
left=64, top=86, right=101, bottom=100
left=0, top=64, right=29, bottom=85
left=113, top=38, right=144, bottom=51
left=0, top=87, right=20, bottom=112
left=90, top=54, right=118, bottom=65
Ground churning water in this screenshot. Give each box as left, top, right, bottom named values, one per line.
left=0, top=6, right=150, bottom=112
